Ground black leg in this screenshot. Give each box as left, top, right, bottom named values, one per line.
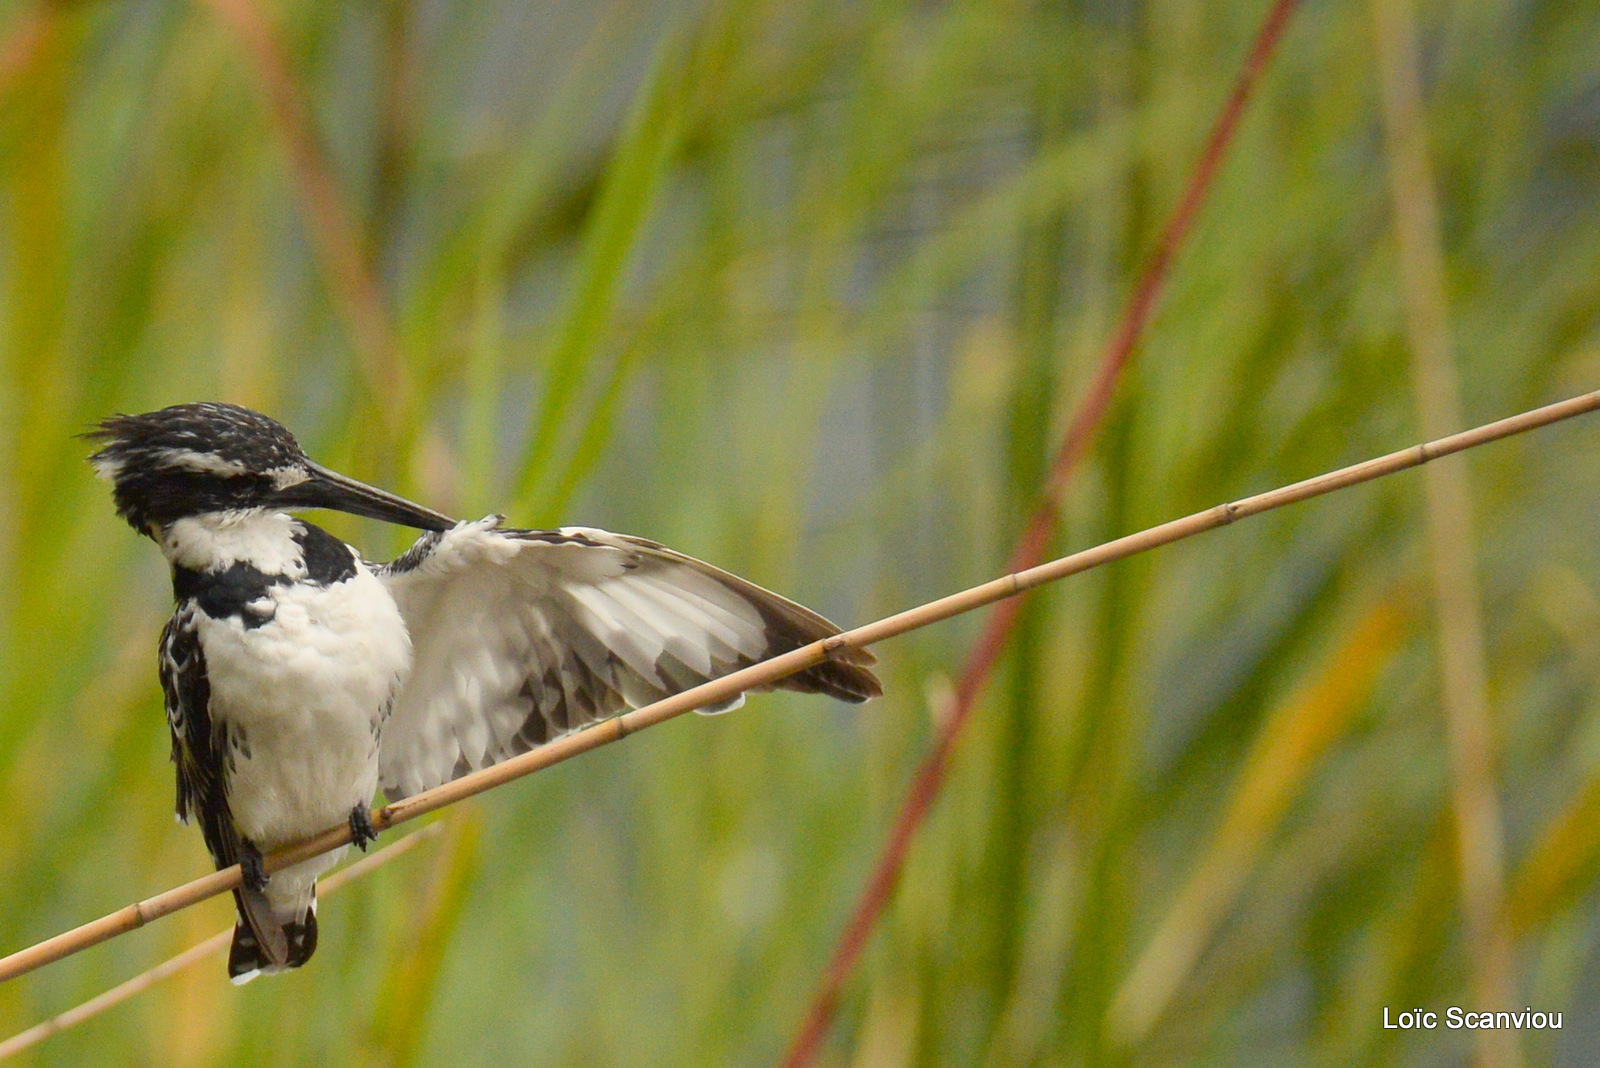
left=240, top=839, right=269, bottom=892
left=349, top=802, right=379, bottom=851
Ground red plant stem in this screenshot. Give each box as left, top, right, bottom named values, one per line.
left=778, top=1, right=1302, bottom=1063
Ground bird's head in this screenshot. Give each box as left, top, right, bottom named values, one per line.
left=86, top=402, right=454, bottom=537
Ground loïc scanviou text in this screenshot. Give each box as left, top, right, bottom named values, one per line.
left=1383, top=1008, right=1562, bottom=1030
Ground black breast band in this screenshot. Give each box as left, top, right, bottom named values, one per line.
left=170, top=520, right=357, bottom=628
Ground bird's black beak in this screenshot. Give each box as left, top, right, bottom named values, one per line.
left=276, top=463, right=457, bottom=532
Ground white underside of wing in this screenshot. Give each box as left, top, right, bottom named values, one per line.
left=375, top=519, right=771, bottom=799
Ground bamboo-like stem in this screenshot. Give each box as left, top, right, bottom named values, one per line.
left=1372, top=4, right=1521, bottom=1067
left=1, top=390, right=1596, bottom=987
left=0, top=823, right=444, bottom=1060
left=197, top=0, right=409, bottom=420
left=781, top=0, right=1303, bottom=1061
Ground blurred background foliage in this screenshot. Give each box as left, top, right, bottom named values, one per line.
left=0, top=0, right=1599, bottom=1064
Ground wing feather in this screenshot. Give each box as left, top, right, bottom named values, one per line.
left=627, top=580, right=743, bottom=667
left=375, top=518, right=880, bottom=799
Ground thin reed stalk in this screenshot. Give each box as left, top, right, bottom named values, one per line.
left=0, top=822, right=444, bottom=1060
left=1, top=389, right=1595, bottom=987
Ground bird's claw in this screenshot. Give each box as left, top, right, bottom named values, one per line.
left=349, top=803, right=378, bottom=851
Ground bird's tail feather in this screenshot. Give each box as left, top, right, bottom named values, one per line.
left=228, top=885, right=318, bottom=984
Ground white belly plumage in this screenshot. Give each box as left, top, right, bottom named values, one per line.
left=196, top=564, right=411, bottom=910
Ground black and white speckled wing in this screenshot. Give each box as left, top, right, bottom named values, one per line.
left=159, top=605, right=239, bottom=869
left=160, top=606, right=290, bottom=967
left=374, top=518, right=880, bottom=799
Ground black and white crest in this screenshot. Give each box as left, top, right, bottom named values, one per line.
left=86, top=401, right=454, bottom=536
left=86, top=403, right=309, bottom=533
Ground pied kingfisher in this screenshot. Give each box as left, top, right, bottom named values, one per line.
left=88, top=402, right=880, bottom=983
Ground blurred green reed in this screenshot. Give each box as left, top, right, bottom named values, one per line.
left=1, top=0, right=1600, bottom=1065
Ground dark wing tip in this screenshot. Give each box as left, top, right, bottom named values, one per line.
left=744, top=594, right=883, bottom=703
left=784, top=653, right=882, bottom=703
left=599, top=530, right=885, bottom=704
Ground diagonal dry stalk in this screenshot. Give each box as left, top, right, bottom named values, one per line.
left=1, top=390, right=1596, bottom=988
left=780, top=0, right=1303, bottom=1061
left=0, top=822, right=445, bottom=1061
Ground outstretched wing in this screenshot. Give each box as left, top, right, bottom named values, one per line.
left=374, top=518, right=880, bottom=799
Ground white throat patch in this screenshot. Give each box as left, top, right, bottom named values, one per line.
left=162, top=511, right=307, bottom=578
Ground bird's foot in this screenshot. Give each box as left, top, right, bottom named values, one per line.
left=240, top=840, right=269, bottom=892
left=349, top=803, right=378, bottom=851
